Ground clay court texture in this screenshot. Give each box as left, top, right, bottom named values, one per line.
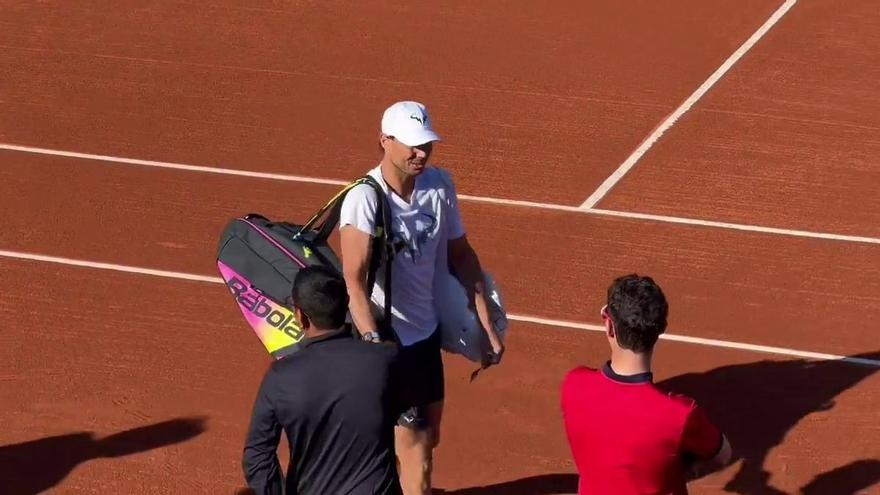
left=1, top=0, right=879, bottom=493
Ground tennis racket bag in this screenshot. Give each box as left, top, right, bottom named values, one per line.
left=216, top=175, right=395, bottom=359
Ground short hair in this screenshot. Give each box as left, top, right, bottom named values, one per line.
left=291, top=266, right=349, bottom=330
left=606, top=274, right=668, bottom=353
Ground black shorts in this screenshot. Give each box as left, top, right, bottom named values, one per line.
left=395, top=328, right=444, bottom=430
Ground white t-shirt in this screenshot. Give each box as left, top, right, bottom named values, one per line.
left=339, top=165, right=465, bottom=346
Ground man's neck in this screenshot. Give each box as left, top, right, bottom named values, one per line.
left=609, top=348, right=653, bottom=376
left=303, top=327, right=342, bottom=340
left=379, top=158, right=415, bottom=199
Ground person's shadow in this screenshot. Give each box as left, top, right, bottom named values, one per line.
left=235, top=474, right=580, bottom=495
left=801, top=459, right=880, bottom=495
left=0, top=416, right=207, bottom=495
left=433, top=473, right=578, bottom=494
left=657, top=351, right=880, bottom=494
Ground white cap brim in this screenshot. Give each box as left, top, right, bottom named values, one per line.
left=395, top=129, right=441, bottom=147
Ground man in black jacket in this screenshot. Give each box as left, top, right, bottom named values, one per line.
left=242, top=265, right=402, bottom=495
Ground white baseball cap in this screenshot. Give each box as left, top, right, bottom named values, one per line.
left=381, top=101, right=441, bottom=147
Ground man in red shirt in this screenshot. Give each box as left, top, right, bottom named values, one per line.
left=561, top=274, right=731, bottom=495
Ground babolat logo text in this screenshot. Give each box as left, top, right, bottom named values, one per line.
left=227, top=277, right=303, bottom=341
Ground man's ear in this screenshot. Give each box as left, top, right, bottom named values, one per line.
left=379, top=133, right=394, bottom=152
left=295, top=307, right=310, bottom=331
left=601, top=304, right=615, bottom=338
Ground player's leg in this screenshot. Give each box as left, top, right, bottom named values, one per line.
left=394, top=400, right=444, bottom=494
left=394, top=329, right=444, bottom=495
left=424, top=400, right=443, bottom=449
left=395, top=416, right=432, bottom=495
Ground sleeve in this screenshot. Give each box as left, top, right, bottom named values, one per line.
left=242, top=370, right=285, bottom=495
left=560, top=367, right=586, bottom=415
left=437, top=169, right=465, bottom=240
left=680, top=403, right=724, bottom=461
left=339, top=184, right=378, bottom=237
left=560, top=370, right=574, bottom=411
left=560, top=368, right=589, bottom=459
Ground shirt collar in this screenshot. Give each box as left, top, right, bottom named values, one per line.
left=301, top=327, right=352, bottom=348
left=602, top=361, right=653, bottom=384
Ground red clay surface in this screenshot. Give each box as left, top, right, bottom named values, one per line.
left=2, top=1, right=880, bottom=494
left=0, top=0, right=781, bottom=204
left=598, top=0, right=880, bottom=237
left=4, top=152, right=880, bottom=356
left=1, top=259, right=877, bottom=494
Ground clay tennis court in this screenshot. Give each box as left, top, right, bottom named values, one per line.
left=2, top=0, right=879, bottom=493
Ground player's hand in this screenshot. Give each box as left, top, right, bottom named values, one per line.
left=482, top=341, right=504, bottom=367
left=492, top=340, right=505, bottom=361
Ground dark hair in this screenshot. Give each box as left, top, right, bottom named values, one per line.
left=291, top=266, right=349, bottom=330
left=606, top=274, right=668, bottom=353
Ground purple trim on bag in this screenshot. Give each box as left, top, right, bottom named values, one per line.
left=240, top=218, right=307, bottom=268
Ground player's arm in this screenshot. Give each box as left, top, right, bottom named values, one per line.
left=242, top=371, right=284, bottom=495
left=685, top=435, right=732, bottom=479
left=442, top=170, right=503, bottom=365
left=340, top=225, right=379, bottom=340
left=339, top=186, right=380, bottom=341
left=680, top=405, right=733, bottom=479
left=448, top=234, right=504, bottom=364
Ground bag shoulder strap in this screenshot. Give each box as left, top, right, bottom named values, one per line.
left=300, top=174, right=398, bottom=344
left=358, top=175, right=397, bottom=344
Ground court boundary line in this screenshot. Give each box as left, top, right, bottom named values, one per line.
left=2, top=248, right=878, bottom=368
left=579, top=0, right=799, bottom=209
left=3, top=143, right=880, bottom=245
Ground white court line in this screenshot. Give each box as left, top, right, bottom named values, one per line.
left=2, top=248, right=878, bottom=368
left=579, top=0, right=799, bottom=209
left=3, top=142, right=880, bottom=246
left=588, top=208, right=880, bottom=245
left=0, top=250, right=221, bottom=284
left=0, top=143, right=348, bottom=187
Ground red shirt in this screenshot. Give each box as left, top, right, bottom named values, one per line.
left=561, top=362, right=722, bottom=495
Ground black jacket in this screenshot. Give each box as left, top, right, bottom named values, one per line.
left=242, top=328, right=402, bottom=495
